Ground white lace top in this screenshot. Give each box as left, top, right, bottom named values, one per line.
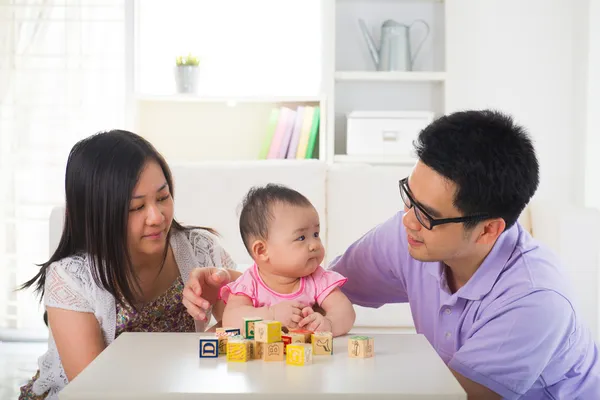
left=32, top=228, right=236, bottom=400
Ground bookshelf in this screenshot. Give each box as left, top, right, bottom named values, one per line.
left=133, top=95, right=325, bottom=164
left=321, top=0, right=446, bottom=166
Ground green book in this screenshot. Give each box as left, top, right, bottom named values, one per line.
left=304, top=106, right=320, bottom=159
left=258, top=108, right=280, bottom=159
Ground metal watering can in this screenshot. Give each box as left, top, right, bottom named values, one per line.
left=358, top=18, right=430, bottom=71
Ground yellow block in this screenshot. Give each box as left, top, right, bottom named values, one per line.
left=226, top=340, right=251, bottom=362
left=286, top=343, right=312, bottom=366
left=255, top=320, right=282, bottom=343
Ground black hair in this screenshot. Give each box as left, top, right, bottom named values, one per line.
left=20, top=130, right=212, bottom=309
left=414, top=109, right=539, bottom=229
left=239, top=183, right=312, bottom=254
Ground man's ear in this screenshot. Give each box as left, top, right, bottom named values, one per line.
left=251, top=239, right=269, bottom=262
left=475, top=218, right=506, bottom=245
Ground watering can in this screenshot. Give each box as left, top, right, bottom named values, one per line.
left=358, top=18, right=430, bottom=71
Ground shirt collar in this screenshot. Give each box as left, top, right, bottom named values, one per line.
left=424, top=222, right=521, bottom=300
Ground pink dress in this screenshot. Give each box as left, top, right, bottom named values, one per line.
left=219, top=264, right=347, bottom=308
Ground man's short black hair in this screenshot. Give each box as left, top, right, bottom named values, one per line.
left=414, top=109, right=539, bottom=229
left=239, top=183, right=312, bottom=253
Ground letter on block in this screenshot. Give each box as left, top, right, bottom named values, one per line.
left=286, top=343, right=312, bottom=366
left=348, top=336, right=374, bottom=358
left=289, top=328, right=313, bottom=343
left=263, top=342, right=284, bottom=362
left=199, top=338, right=219, bottom=358
left=226, top=338, right=252, bottom=362
left=254, top=320, right=282, bottom=343
left=311, top=331, right=333, bottom=355
left=243, top=317, right=262, bottom=339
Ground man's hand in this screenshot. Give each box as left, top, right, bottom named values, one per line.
left=182, top=267, right=231, bottom=321
left=270, top=301, right=304, bottom=329
left=298, top=306, right=332, bottom=332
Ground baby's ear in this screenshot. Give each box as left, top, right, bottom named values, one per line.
left=251, top=239, right=269, bottom=262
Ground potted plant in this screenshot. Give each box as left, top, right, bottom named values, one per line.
left=174, top=53, right=200, bottom=94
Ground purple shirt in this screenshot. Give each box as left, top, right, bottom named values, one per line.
left=330, top=211, right=600, bottom=399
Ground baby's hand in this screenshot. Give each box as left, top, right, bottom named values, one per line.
left=269, top=301, right=303, bottom=328
left=298, top=307, right=332, bottom=332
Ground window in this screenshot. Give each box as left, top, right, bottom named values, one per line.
left=0, top=0, right=126, bottom=339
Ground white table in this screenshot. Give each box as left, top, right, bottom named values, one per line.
left=60, top=332, right=466, bottom=400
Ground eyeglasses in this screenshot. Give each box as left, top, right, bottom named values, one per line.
left=399, top=177, right=490, bottom=230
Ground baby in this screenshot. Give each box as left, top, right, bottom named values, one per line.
left=220, top=183, right=356, bottom=336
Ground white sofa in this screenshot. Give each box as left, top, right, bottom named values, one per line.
left=49, top=160, right=600, bottom=337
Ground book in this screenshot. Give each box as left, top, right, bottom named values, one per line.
left=286, top=106, right=305, bottom=159
left=304, top=106, right=320, bottom=159
left=258, top=108, right=280, bottom=159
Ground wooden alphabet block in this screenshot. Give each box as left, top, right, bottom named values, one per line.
left=199, top=338, right=219, bottom=358
left=226, top=337, right=252, bottom=362
left=253, top=340, right=264, bottom=359
left=348, top=335, right=374, bottom=358
left=288, top=332, right=307, bottom=343
left=263, top=342, right=285, bottom=362
left=243, top=317, right=262, bottom=339
left=281, top=335, right=292, bottom=353
left=311, top=331, right=333, bottom=355
left=217, top=336, right=227, bottom=355
left=286, top=343, right=312, bottom=366
left=255, top=320, right=282, bottom=343
left=288, top=328, right=313, bottom=343
left=217, top=327, right=241, bottom=337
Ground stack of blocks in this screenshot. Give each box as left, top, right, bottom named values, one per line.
left=199, top=319, right=373, bottom=364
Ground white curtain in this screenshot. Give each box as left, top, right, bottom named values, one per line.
left=0, top=0, right=126, bottom=339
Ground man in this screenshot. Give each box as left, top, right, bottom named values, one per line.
left=183, top=110, right=599, bottom=398
left=327, top=110, right=600, bottom=399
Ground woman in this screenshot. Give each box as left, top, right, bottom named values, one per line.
left=19, top=130, right=239, bottom=400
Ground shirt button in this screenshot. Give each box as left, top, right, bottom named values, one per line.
left=445, top=308, right=452, bottom=315
left=445, top=332, right=452, bottom=339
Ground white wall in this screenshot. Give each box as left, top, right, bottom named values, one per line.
left=445, top=0, right=597, bottom=337
left=586, top=0, right=600, bottom=211
left=445, top=0, right=584, bottom=207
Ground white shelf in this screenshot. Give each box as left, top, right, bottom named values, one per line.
left=333, top=154, right=417, bottom=165
left=135, top=94, right=323, bottom=104
left=335, top=71, right=446, bottom=83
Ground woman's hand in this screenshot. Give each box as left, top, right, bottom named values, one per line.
left=298, top=306, right=332, bottom=332
left=183, top=267, right=232, bottom=321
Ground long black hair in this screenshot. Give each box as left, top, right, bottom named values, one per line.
left=20, top=130, right=210, bottom=308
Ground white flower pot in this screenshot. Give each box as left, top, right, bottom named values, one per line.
left=174, top=65, right=199, bottom=94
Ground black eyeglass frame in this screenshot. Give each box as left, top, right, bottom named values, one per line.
left=399, top=177, right=491, bottom=230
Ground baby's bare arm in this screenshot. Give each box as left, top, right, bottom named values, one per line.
left=320, top=288, right=356, bottom=336
left=222, top=295, right=304, bottom=329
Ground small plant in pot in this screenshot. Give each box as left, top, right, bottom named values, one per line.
left=174, top=53, right=200, bottom=94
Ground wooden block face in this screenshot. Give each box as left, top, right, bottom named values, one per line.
left=263, top=342, right=284, bottom=362
left=217, top=327, right=242, bottom=337
left=289, top=329, right=313, bottom=343
left=255, top=321, right=282, bottom=343
left=281, top=335, right=292, bottom=353
left=288, top=332, right=306, bottom=343
left=253, top=341, right=264, bottom=359
left=199, top=338, right=219, bottom=358
left=218, top=336, right=227, bottom=355
left=348, top=336, right=374, bottom=358
left=243, top=318, right=262, bottom=339
left=226, top=340, right=251, bottom=362
left=311, top=332, right=333, bottom=355
left=286, top=343, right=312, bottom=366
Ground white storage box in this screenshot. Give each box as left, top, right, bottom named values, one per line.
left=346, top=111, right=434, bottom=158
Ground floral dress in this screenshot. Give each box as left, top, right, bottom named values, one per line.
left=19, top=276, right=194, bottom=399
